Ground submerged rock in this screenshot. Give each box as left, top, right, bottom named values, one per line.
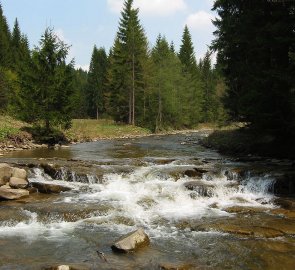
left=0, top=163, right=12, bottom=186
left=111, top=228, right=150, bottom=253
left=198, top=223, right=284, bottom=238
left=184, top=169, right=204, bottom=178
left=184, top=181, right=214, bottom=197
left=274, top=197, right=295, bottom=210
left=0, top=187, right=29, bottom=200
left=159, top=263, right=192, bottom=270
left=224, top=206, right=267, bottom=214
left=31, top=182, right=71, bottom=194
left=9, top=177, right=29, bottom=189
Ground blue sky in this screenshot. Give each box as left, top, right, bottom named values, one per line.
left=2, top=0, right=216, bottom=70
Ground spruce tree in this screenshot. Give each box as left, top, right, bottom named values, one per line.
left=107, top=0, right=148, bottom=125
left=179, top=25, right=197, bottom=74
left=0, top=3, right=11, bottom=68
left=179, top=25, right=203, bottom=125
left=18, top=28, right=74, bottom=130
left=86, top=46, right=108, bottom=119
left=212, top=1, right=295, bottom=135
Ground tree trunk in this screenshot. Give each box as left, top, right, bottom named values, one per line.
left=132, top=52, right=135, bottom=125
left=45, top=119, right=50, bottom=131
left=129, top=88, right=132, bottom=125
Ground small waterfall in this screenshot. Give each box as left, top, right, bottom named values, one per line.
left=241, top=175, right=276, bottom=194
left=30, top=166, right=99, bottom=184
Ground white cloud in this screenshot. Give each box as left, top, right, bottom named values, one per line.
left=54, top=29, right=75, bottom=62
left=75, top=64, right=89, bottom=71
left=107, top=0, right=187, bottom=16
left=54, top=29, right=70, bottom=44
left=185, top=11, right=214, bottom=31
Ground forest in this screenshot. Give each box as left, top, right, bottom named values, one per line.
left=0, top=0, right=225, bottom=133
left=0, top=0, right=294, bottom=140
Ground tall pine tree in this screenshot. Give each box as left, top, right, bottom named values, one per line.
left=107, top=0, right=148, bottom=125
left=18, top=28, right=74, bottom=130
left=86, top=46, right=108, bottom=119
left=179, top=25, right=203, bottom=125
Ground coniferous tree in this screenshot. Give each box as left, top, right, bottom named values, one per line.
left=148, top=35, right=185, bottom=131
left=179, top=25, right=203, bottom=125
left=10, top=19, right=30, bottom=72
left=86, top=46, right=108, bottom=119
left=107, top=0, right=148, bottom=125
left=0, top=3, right=11, bottom=68
left=71, top=68, right=88, bottom=119
left=213, top=1, right=295, bottom=135
left=18, top=28, right=74, bottom=130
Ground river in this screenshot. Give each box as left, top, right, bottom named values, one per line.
left=0, top=132, right=294, bottom=269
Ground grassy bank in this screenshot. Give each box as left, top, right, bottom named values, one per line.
left=0, top=116, right=151, bottom=148
left=0, top=115, right=31, bottom=143
left=64, top=119, right=151, bottom=142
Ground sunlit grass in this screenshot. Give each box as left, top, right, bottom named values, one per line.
left=0, top=115, right=29, bottom=142
left=65, top=119, right=151, bottom=141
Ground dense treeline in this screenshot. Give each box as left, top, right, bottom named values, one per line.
left=0, top=0, right=225, bottom=132
left=212, top=0, right=295, bottom=137
left=87, top=0, right=226, bottom=131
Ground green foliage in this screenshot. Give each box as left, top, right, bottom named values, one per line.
left=86, top=46, right=108, bottom=118
left=0, top=3, right=11, bottom=68
left=18, top=28, right=74, bottom=130
left=0, top=1, right=227, bottom=137
left=107, top=0, right=148, bottom=125
left=212, top=0, right=295, bottom=135
left=71, top=68, right=88, bottom=118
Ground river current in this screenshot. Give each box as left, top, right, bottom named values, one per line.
left=0, top=132, right=294, bottom=269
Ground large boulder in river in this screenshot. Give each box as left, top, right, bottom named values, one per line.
left=0, top=186, right=29, bottom=200
left=31, top=182, right=71, bottom=194
left=9, top=177, right=29, bottom=189
left=12, top=167, right=27, bottom=180
left=111, top=228, right=150, bottom=253
left=0, top=163, right=13, bottom=186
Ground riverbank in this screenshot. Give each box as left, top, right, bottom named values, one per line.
left=0, top=117, right=152, bottom=153
left=202, top=128, right=295, bottom=160
left=0, top=116, right=217, bottom=154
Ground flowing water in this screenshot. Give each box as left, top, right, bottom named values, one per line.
left=0, top=132, right=295, bottom=270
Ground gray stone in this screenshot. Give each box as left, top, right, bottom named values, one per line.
left=0, top=187, right=29, bottom=200
left=111, top=228, right=150, bottom=253
left=9, top=177, right=29, bottom=189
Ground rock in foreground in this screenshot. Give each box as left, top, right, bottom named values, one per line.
left=0, top=186, right=29, bottom=200
left=9, top=177, right=29, bottom=189
left=111, top=228, right=150, bottom=253
left=0, top=163, right=13, bottom=186
left=31, top=182, right=71, bottom=194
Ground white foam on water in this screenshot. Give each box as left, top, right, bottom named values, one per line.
left=60, top=164, right=276, bottom=225
left=12, top=163, right=276, bottom=240
left=0, top=210, right=80, bottom=242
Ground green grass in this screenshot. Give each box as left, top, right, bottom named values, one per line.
left=65, top=119, right=151, bottom=142
left=0, top=115, right=30, bottom=142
